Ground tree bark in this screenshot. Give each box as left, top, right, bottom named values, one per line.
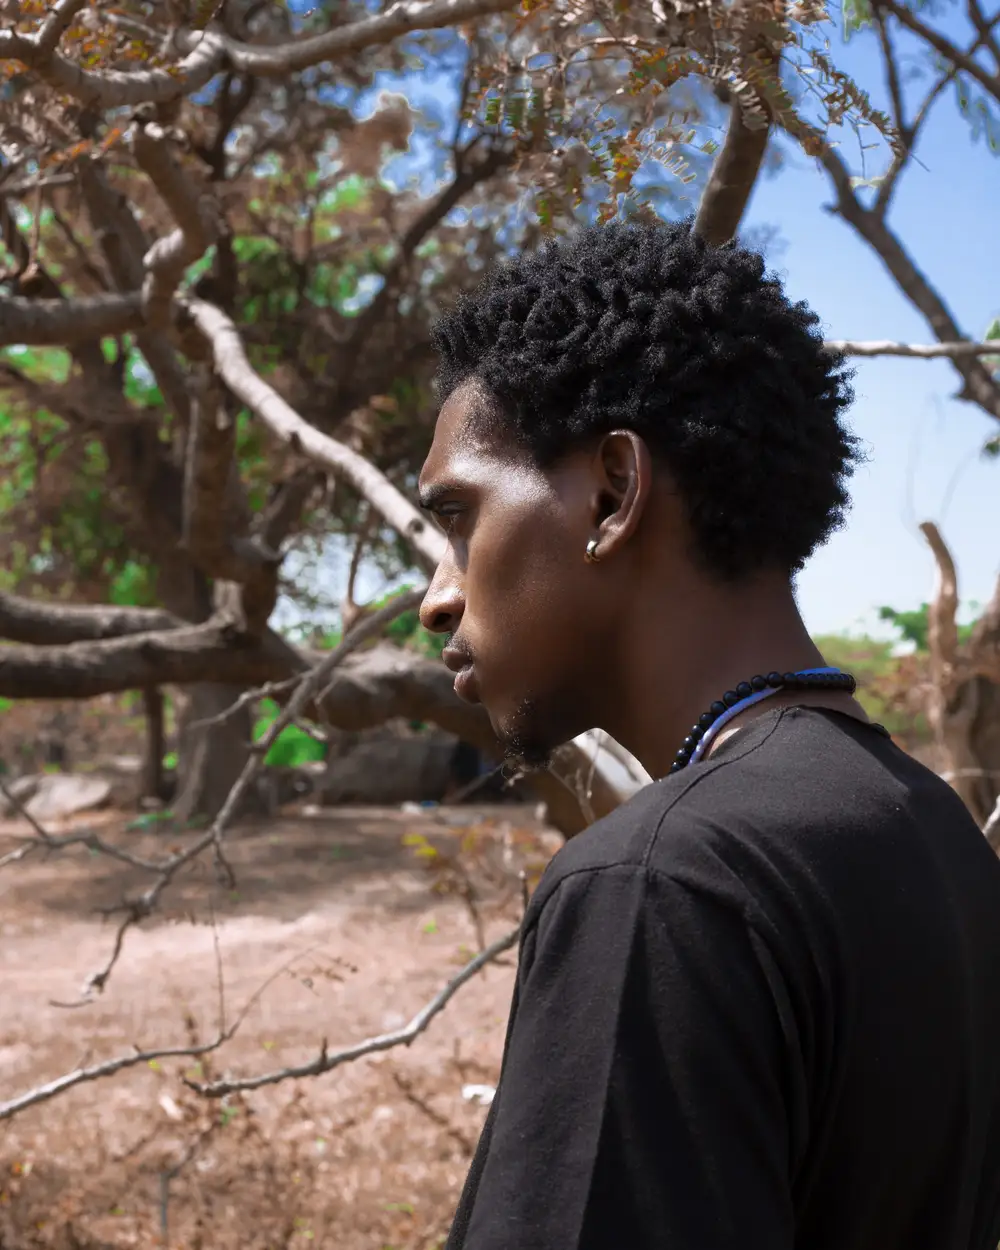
left=919, top=522, right=1000, bottom=831
left=172, top=682, right=255, bottom=824
left=141, top=686, right=166, bottom=802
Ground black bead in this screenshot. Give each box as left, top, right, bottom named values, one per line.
left=675, top=748, right=691, bottom=764
left=750, top=674, right=768, bottom=692
left=783, top=672, right=799, bottom=687
left=722, top=690, right=740, bottom=708
left=699, top=711, right=715, bottom=730
left=709, top=701, right=727, bottom=718
left=682, top=734, right=697, bottom=752
left=735, top=681, right=753, bottom=699
left=767, top=672, right=783, bottom=687
left=690, top=724, right=705, bottom=740
left=669, top=761, right=684, bottom=774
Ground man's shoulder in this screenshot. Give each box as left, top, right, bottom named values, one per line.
left=530, top=775, right=708, bottom=911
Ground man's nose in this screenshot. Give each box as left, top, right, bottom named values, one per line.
left=420, top=567, right=464, bottom=635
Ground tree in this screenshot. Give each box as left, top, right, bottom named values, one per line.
left=0, top=0, right=890, bottom=830
left=1, top=0, right=999, bottom=1124
left=786, top=0, right=1000, bottom=826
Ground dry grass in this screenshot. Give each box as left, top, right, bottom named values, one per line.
left=0, top=804, right=559, bottom=1249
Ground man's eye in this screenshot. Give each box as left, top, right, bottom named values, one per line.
left=436, top=506, right=465, bottom=534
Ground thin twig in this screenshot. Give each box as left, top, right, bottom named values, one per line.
left=191, top=924, right=519, bottom=1097
left=93, top=589, right=425, bottom=998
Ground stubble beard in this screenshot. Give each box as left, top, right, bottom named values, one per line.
left=496, top=697, right=555, bottom=775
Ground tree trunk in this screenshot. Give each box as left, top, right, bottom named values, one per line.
left=141, top=686, right=166, bottom=802
left=172, top=683, right=255, bottom=824
left=938, top=676, right=1000, bottom=829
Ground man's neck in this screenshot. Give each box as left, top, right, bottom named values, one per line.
left=606, top=572, right=855, bottom=780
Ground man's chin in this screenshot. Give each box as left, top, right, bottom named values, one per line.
left=500, top=741, right=553, bottom=774
left=489, top=698, right=557, bottom=773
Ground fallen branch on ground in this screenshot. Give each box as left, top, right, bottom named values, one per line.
left=191, top=924, right=520, bottom=1098
left=0, top=911, right=230, bottom=1122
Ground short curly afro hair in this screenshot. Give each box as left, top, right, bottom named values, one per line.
left=431, top=218, right=860, bottom=579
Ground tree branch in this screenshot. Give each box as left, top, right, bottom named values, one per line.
left=0, top=291, right=142, bottom=345
left=827, top=340, right=1000, bottom=359
left=0, top=0, right=523, bottom=108
left=181, top=366, right=280, bottom=630
left=694, top=94, right=771, bottom=245
left=967, top=0, right=1000, bottom=70
left=191, top=924, right=520, bottom=1098
left=0, top=1033, right=234, bottom=1122
left=875, top=0, right=1000, bottom=107
left=182, top=297, right=446, bottom=572
left=331, top=140, right=514, bottom=406
left=920, top=519, right=960, bottom=696
left=131, top=122, right=220, bottom=325
left=76, top=158, right=193, bottom=424
left=0, top=591, right=182, bottom=644
left=0, top=616, right=283, bottom=698
left=781, top=111, right=1000, bottom=421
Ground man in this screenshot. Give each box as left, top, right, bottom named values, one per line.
left=417, top=219, right=1000, bottom=1250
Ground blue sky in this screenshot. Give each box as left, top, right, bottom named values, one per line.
left=738, top=22, right=999, bottom=636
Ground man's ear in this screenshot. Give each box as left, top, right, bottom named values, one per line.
left=588, top=430, right=653, bottom=559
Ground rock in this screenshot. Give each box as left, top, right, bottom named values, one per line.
left=0, top=774, right=41, bottom=816
left=23, top=774, right=112, bottom=822
left=106, top=754, right=144, bottom=774
left=319, top=734, right=458, bottom=805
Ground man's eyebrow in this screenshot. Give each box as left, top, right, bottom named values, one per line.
left=418, top=482, right=463, bottom=511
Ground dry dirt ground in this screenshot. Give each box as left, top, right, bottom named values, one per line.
left=0, top=803, right=560, bottom=1250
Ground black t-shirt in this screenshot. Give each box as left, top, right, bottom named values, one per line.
left=445, top=707, right=1000, bottom=1250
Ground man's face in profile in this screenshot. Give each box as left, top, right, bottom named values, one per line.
left=418, top=381, right=618, bottom=769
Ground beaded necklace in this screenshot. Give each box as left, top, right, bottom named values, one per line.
left=670, top=667, right=857, bottom=774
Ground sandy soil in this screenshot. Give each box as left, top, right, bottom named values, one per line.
left=0, top=803, right=558, bottom=1249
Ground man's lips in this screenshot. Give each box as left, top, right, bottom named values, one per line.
left=442, top=646, right=479, bottom=703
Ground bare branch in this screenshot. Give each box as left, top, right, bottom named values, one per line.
left=0, top=616, right=286, bottom=698
left=331, top=141, right=514, bottom=400
left=131, top=122, right=220, bottom=325
left=75, top=159, right=193, bottom=424
left=256, top=466, right=324, bottom=550
left=0, top=0, right=523, bottom=108
left=35, top=0, right=88, bottom=55
left=0, top=291, right=142, bottom=345
left=875, top=0, right=1000, bottom=107
left=828, top=340, right=1000, bottom=359
left=694, top=95, right=771, bottom=245
left=0, top=590, right=182, bottom=644
left=920, top=520, right=960, bottom=691
left=0, top=1032, right=234, bottom=1122
left=0, top=778, right=165, bottom=875
left=182, top=366, right=280, bottom=621
left=873, top=65, right=956, bottom=217
left=183, top=297, right=446, bottom=571
left=967, top=0, right=1000, bottom=70
left=192, top=924, right=520, bottom=1098
left=780, top=111, right=1000, bottom=422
